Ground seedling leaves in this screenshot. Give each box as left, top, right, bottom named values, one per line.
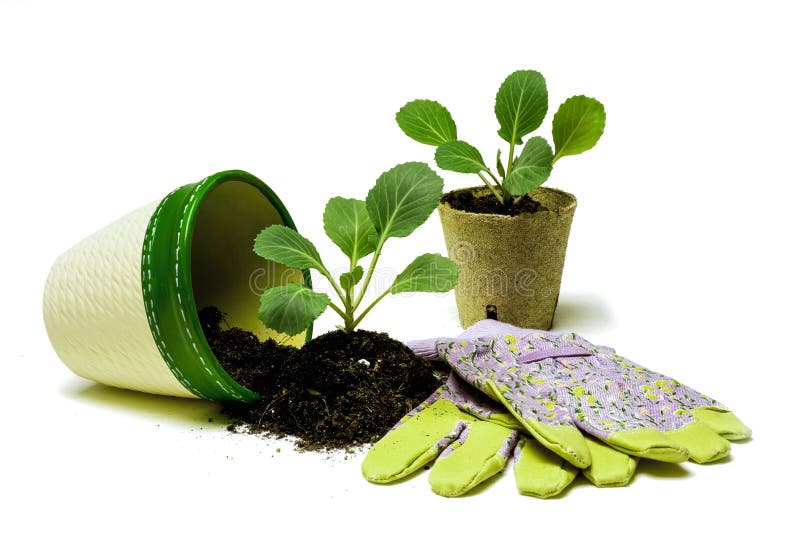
left=258, top=283, right=330, bottom=336
left=365, top=162, right=444, bottom=240
left=503, top=136, right=554, bottom=195
left=495, top=70, right=548, bottom=145
left=435, top=141, right=488, bottom=174
left=396, top=100, right=458, bottom=146
left=254, top=225, right=325, bottom=273
left=552, top=95, right=606, bottom=162
left=323, top=197, right=377, bottom=264
left=391, top=253, right=460, bottom=294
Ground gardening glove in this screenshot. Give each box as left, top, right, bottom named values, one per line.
left=362, top=370, right=637, bottom=497
left=362, top=371, right=584, bottom=498
left=409, top=320, right=751, bottom=469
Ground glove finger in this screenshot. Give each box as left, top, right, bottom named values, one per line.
left=405, top=337, right=450, bottom=360
left=429, top=420, right=518, bottom=497
left=582, top=437, right=637, bottom=487
left=602, top=428, right=689, bottom=463
left=514, top=437, right=578, bottom=498
left=361, top=398, right=465, bottom=484
left=601, top=420, right=732, bottom=464
left=691, top=407, right=752, bottom=440
left=485, top=379, right=592, bottom=469
left=665, top=421, right=731, bottom=463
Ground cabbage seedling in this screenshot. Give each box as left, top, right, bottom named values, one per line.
left=396, top=70, right=606, bottom=205
left=253, top=162, right=459, bottom=336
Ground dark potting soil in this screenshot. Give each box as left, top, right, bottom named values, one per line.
left=442, top=189, right=544, bottom=216
left=198, top=307, right=442, bottom=451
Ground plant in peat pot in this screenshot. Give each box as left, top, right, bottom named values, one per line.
left=396, top=69, right=606, bottom=330
left=203, top=162, right=459, bottom=449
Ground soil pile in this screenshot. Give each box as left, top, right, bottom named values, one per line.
left=199, top=307, right=442, bottom=450
left=442, top=189, right=543, bottom=216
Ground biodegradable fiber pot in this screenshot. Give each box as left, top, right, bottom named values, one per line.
left=43, top=170, right=310, bottom=402
left=439, top=186, right=577, bottom=330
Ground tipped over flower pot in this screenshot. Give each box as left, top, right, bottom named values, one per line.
left=395, top=68, right=606, bottom=328
left=43, top=170, right=310, bottom=401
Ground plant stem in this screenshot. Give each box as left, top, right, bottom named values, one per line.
left=351, top=238, right=385, bottom=312
left=485, top=169, right=503, bottom=189
left=504, top=140, right=516, bottom=205
left=328, top=301, right=347, bottom=319
left=477, top=171, right=504, bottom=203
left=317, top=267, right=355, bottom=330
left=320, top=268, right=347, bottom=307
left=350, top=287, right=392, bottom=331
left=506, top=140, right=516, bottom=177
left=342, top=288, right=354, bottom=330
left=344, top=257, right=358, bottom=317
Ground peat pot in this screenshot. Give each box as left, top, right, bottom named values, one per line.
left=438, top=186, right=577, bottom=330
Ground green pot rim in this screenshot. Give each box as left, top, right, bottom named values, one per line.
left=140, top=170, right=312, bottom=402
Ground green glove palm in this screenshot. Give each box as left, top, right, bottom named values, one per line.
left=362, top=373, right=637, bottom=497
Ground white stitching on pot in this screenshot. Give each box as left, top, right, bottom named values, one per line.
left=173, top=181, right=238, bottom=398
left=142, top=188, right=203, bottom=398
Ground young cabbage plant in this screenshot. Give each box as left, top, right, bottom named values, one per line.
left=253, top=162, right=460, bottom=336
left=396, top=70, right=606, bottom=205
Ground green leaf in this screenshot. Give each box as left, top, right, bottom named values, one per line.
left=495, top=70, right=548, bottom=145
left=339, top=266, right=364, bottom=292
left=258, top=283, right=330, bottom=336
left=496, top=149, right=506, bottom=178
left=323, top=197, right=377, bottom=264
left=552, top=95, right=606, bottom=162
left=253, top=225, right=326, bottom=272
left=391, top=253, right=460, bottom=294
left=434, top=140, right=487, bottom=173
left=503, top=137, right=554, bottom=196
left=396, top=100, right=457, bottom=146
left=365, top=162, right=444, bottom=240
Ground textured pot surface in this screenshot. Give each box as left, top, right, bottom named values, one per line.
left=43, top=170, right=309, bottom=401
left=438, top=186, right=577, bottom=330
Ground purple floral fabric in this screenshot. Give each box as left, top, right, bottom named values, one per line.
left=432, top=321, right=725, bottom=439
left=392, top=372, right=509, bottom=429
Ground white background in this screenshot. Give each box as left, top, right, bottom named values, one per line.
left=2, top=1, right=798, bottom=534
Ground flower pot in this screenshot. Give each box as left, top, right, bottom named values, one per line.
left=43, top=170, right=310, bottom=402
left=438, top=186, right=577, bottom=330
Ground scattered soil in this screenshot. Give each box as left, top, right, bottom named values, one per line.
left=442, top=188, right=544, bottom=216
left=199, top=307, right=442, bottom=451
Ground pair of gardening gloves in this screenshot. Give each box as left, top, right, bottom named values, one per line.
left=362, top=320, right=751, bottom=497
